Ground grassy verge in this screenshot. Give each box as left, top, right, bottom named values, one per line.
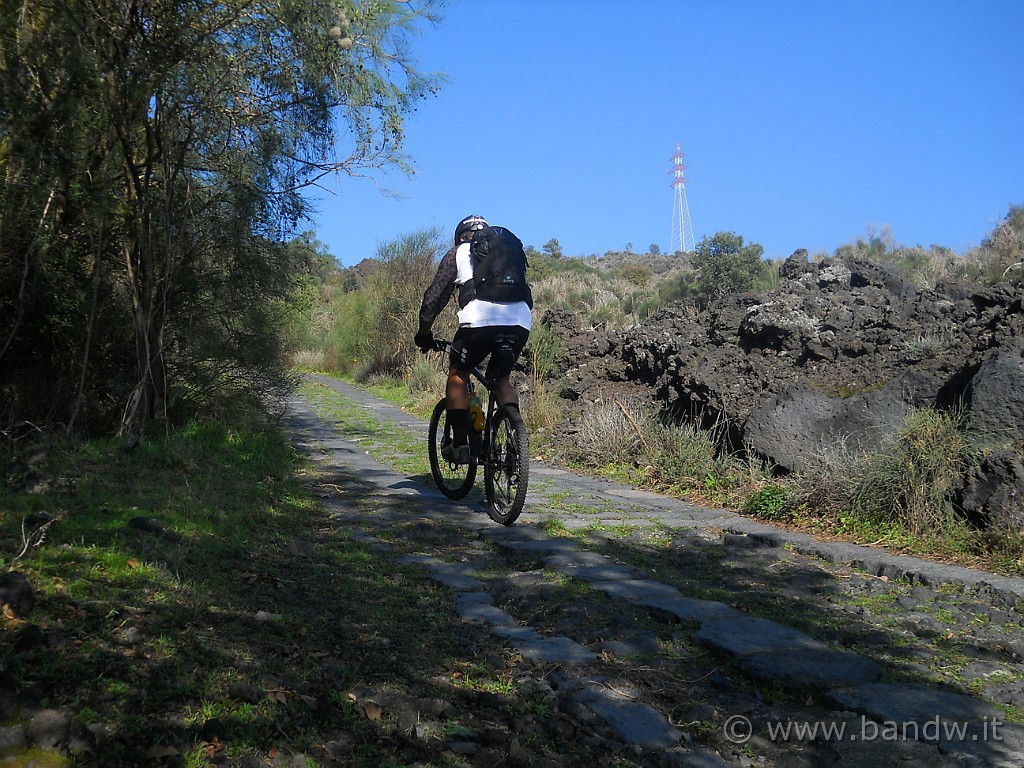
left=341, top=371, right=1024, bottom=579
left=0, top=420, right=527, bottom=766
left=297, top=376, right=1024, bottom=721
left=6, top=378, right=1020, bottom=766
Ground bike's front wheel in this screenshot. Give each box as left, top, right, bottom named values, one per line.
left=484, top=405, right=529, bottom=525
left=428, top=398, right=476, bottom=499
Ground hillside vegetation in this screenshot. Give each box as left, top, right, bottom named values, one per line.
left=287, top=206, right=1024, bottom=576
left=292, top=206, right=1023, bottom=383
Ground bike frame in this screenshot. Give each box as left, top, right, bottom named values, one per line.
left=427, top=338, right=529, bottom=525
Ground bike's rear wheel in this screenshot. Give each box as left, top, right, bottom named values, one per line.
left=428, top=398, right=476, bottom=499
left=484, top=405, right=529, bottom=525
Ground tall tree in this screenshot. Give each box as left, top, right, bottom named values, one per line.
left=542, top=238, right=562, bottom=258
left=691, top=231, right=765, bottom=299
left=0, top=0, right=443, bottom=436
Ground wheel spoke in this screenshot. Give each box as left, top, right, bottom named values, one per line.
left=428, top=398, right=475, bottom=500
left=484, top=406, right=529, bottom=525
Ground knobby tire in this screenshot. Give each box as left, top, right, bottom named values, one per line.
left=428, top=398, right=476, bottom=499
left=484, top=404, right=529, bottom=526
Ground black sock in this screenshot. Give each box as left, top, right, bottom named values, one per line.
left=448, top=409, right=470, bottom=445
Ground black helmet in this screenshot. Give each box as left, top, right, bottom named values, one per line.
left=454, top=214, right=488, bottom=244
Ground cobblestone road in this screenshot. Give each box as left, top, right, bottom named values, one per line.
left=290, top=375, right=1024, bottom=767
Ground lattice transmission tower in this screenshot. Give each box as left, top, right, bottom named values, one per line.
left=670, top=142, right=695, bottom=254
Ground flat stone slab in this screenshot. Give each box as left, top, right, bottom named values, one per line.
left=598, top=631, right=663, bottom=658
left=487, top=537, right=581, bottom=555
left=396, top=554, right=439, bottom=566
left=426, top=563, right=484, bottom=591
left=454, top=593, right=518, bottom=628
left=547, top=560, right=640, bottom=582
left=543, top=550, right=623, bottom=569
left=491, top=625, right=540, bottom=642
left=824, top=683, right=1000, bottom=729
left=634, top=594, right=741, bottom=623
left=491, top=626, right=596, bottom=664
left=572, top=687, right=681, bottom=749
left=738, top=648, right=884, bottom=692
left=693, top=615, right=828, bottom=657
left=590, top=579, right=683, bottom=601
left=544, top=548, right=614, bottom=569
left=340, top=528, right=393, bottom=551
left=454, top=591, right=493, bottom=607
left=0, top=725, right=27, bottom=751
left=398, top=555, right=484, bottom=590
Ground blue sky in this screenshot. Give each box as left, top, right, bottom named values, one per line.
left=311, top=0, right=1023, bottom=267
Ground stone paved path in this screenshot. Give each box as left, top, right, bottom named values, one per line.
left=289, top=375, right=1024, bottom=767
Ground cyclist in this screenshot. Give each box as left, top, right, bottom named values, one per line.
left=414, top=214, right=532, bottom=464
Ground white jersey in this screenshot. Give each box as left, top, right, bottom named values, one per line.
left=454, top=242, right=532, bottom=329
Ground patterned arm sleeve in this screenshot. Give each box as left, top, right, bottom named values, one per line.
left=418, top=248, right=458, bottom=328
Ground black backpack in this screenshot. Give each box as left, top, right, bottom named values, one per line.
left=467, top=226, right=533, bottom=308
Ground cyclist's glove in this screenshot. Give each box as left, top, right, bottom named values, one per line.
left=414, top=328, right=434, bottom=353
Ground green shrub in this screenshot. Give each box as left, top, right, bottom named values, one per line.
left=691, top=231, right=765, bottom=299
left=563, top=399, right=760, bottom=503
left=646, top=420, right=721, bottom=489
left=617, top=264, right=654, bottom=286
left=522, top=379, right=561, bottom=436
left=790, top=437, right=863, bottom=519
left=315, top=228, right=446, bottom=378
left=528, top=322, right=562, bottom=385
left=903, top=333, right=949, bottom=363
left=849, top=407, right=977, bottom=534
left=746, top=485, right=790, bottom=520
left=406, top=353, right=445, bottom=396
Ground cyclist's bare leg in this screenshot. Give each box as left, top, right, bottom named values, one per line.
left=446, top=367, right=470, bottom=410
left=495, top=377, right=518, bottom=408
left=444, top=366, right=473, bottom=451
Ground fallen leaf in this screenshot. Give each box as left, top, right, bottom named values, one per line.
left=203, top=740, right=225, bottom=756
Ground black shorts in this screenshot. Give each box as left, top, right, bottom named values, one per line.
left=450, top=326, right=529, bottom=380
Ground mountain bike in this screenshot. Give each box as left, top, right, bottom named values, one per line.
left=426, top=340, right=529, bottom=526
